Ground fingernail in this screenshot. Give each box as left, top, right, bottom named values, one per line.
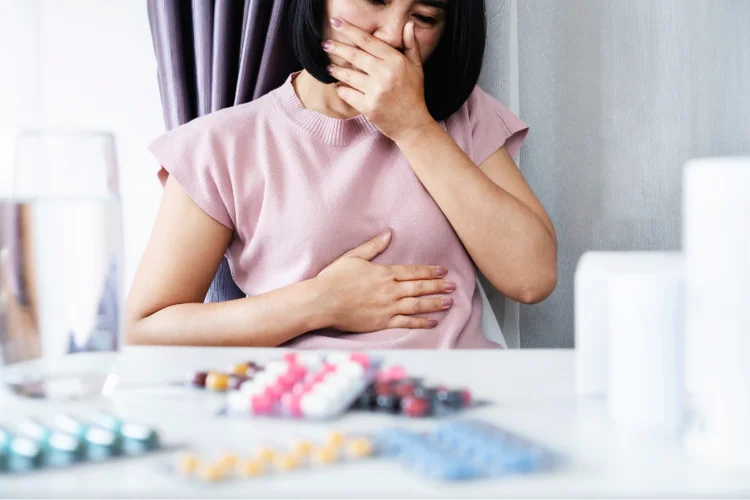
left=326, top=64, right=334, bottom=74
left=427, top=320, right=438, bottom=328
left=321, top=40, right=332, bottom=50
left=381, top=229, right=391, bottom=240
left=331, top=17, right=343, bottom=28
left=444, top=281, right=457, bottom=292
left=441, top=297, right=454, bottom=308
left=435, top=266, right=448, bottom=277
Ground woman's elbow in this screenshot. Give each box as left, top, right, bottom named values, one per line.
left=516, top=268, right=557, bottom=304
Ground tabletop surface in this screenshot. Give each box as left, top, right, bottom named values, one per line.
left=2, top=347, right=749, bottom=498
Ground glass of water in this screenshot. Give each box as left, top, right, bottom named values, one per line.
left=0, top=131, right=123, bottom=400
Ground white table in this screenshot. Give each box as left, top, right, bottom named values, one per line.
left=2, top=347, right=749, bottom=498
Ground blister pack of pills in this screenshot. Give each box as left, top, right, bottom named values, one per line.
left=352, top=365, right=476, bottom=418
left=210, top=353, right=381, bottom=419
left=375, top=420, right=556, bottom=481
left=0, top=411, right=161, bottom=474
left=169, top=430, right=377, bottom=483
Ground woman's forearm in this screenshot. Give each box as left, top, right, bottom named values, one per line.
left=395, top=123, right=557, bottom=304
left=126, top=278, right=328, bottom=347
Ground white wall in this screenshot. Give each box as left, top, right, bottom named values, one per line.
left=0, top=0, right=165, bottom=294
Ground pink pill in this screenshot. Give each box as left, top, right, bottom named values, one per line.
left=460, top=389, right=473, bottom=407
left=264, top=384, right=285, bottom=402
left=307, top=372, right=326, bottom=385
left=292, top=382, right=312, bottom=395
left=279, top=373, right=297, bottom=389
left=349, top=352, right=370, bottom=368
left=251, top=394, right=273, bottom=414
left=284, top=394, right=303, bottom=417
left=290, top=364, right=307, bottom=379
left=283, top=352, right=298, bottom=364
left=321, top=363, right=337, bottom=374
left=384, top=366, right=406, bottom=381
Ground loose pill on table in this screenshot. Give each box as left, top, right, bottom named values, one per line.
left=291, top=440, right=313, bottom=457
left=198, top=464, right=225, bottom=482
left=177, top=453, right=200, bottom=475
left=237, top=459, right=264, bottom=477
left=325, top=432, right=346, bottom=448
left=312, top=446, right=340, bottom=465
left=216, top=452, right=238, bottom=470
left=346, top=438, right=374, bottom=458
left=255, top=447, right=276, bottom=463
left=274, top=454, right=300, bottom=471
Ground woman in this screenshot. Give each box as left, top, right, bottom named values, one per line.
left=125, top=0, right=557, bottom=349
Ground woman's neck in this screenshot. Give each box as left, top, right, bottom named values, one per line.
left=292, top=70, right=361, bottom=120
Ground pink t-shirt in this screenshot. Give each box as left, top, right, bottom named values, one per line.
left=147, top=72, right=529, bottom=349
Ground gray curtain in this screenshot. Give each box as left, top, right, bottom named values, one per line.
left=480, top=0, right=750, bottom=347
left=147, top=0, right=300, bottom=302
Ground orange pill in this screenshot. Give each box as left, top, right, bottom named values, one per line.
left=206, top=372, right=230, bottom=391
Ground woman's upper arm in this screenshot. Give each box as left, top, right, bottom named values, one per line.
left=126, top=175, right=233, bottom=322
left=479, top=146, right=556, bottom=239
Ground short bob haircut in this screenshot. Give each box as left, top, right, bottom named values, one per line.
left=288, top=0, right=487, bottom=122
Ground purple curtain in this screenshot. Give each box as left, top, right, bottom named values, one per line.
left=147, top=0, right=301, bottom=302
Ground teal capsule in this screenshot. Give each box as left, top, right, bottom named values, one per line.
left=17, top=419, right=52, bottom=446
left=84, top=426, right=120, bottom=460
left=54, top=414, right=88, bottom=439
left=44, top=431, right=84, bottom=467
left=90, top=411, right=123, bottom=434
left=7, top=435, right=43, bottom=472
left=0, top=426, right=11, bottom=472
left=119, top=422, right=160, bottom=455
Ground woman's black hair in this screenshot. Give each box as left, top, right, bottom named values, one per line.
left=288, top=0, right=486, bottom=122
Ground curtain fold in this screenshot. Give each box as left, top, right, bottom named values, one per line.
left=147, top=0, right=300, bottom=302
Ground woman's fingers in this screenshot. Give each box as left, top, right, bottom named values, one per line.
left=387, top=315, right=439, bottom=330
left=393, top=296, right=453, bottom=316
left=322, top=38, right=380, bottom=74
left=388, top=264, right=447, bottom=281
left=398, top=279, right=456, bottom=298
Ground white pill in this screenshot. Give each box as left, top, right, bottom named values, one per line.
left=240, top=381, right=266, bottom=396
left=299, top=353, right=323, bottom=364
left=326, top=352, right=349, bottom=365
left=228, top=391, right=250, bottom=413
left=337, top=361, right=365, bottom=379
left=264, top=361, right=288, bottom=375
left=300, top=394, right=330, bottom=418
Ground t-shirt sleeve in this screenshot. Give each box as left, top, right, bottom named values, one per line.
left=147, top=118, right=236, bottom=230
left=467, top=85, right=530, bottom=166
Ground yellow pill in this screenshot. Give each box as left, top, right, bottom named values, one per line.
left=325, top=432, right=346, bottom=448
left=275, top=454, right=300, bottom=471
left=237, top=459, right=264, bottom=477
left=205, top=372, right=229, bottom=391
left=255, top=447, right=276, bottom=463
left=312, top=446, right=339, bottom=465
left=176, top=453, right=200, bottom=475
left=198, top=464, right=225, bottom=482
left=291, top=440, right=313, bottom=457
left=346, top=438, right=374, bottom=458
left=231, top=363, right=249, bottom=376
left=216, top=453, right=238, bottom=470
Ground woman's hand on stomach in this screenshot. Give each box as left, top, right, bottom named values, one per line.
left=313, top=229, right=455, bottom=333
